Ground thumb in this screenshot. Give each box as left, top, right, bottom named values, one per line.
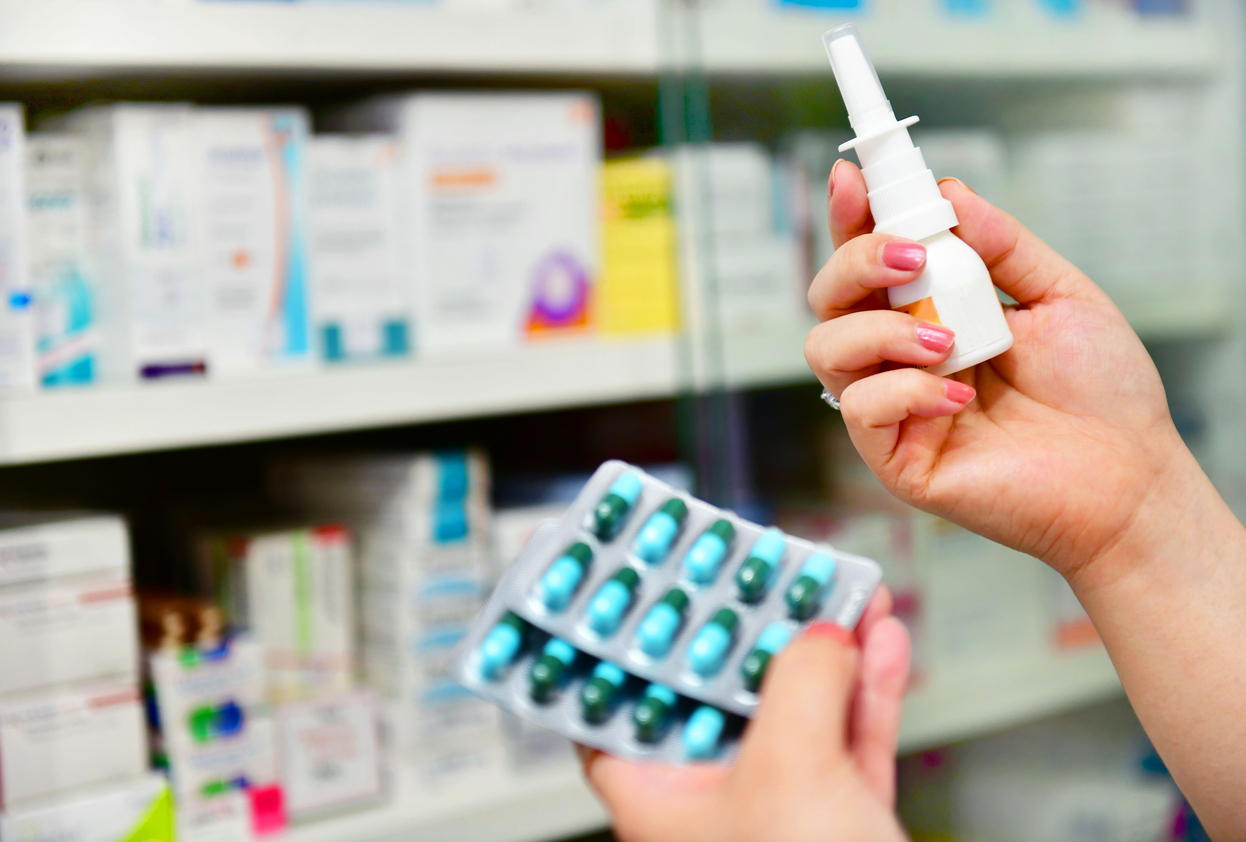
left=736, top=621, right=860, bottom=777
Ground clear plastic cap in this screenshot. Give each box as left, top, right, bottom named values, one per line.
left=823, top=24, right=893, bottom=134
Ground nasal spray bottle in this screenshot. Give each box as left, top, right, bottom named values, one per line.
left=824, top=25, right=1013, bottom=375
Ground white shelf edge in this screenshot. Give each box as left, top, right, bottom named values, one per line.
left=0, top=338, right=680, bottom=465
left=899, top=644, right=1122, bottom=754
left=0, top=0, right=661, bottom=76
left=285, top=763, right=607, bottom=842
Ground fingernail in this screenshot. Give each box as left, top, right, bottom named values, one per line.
left=944, top=380, right=976, bottom=404
left=804, top=621, right=857, bottom=648
left=829, top=158, right=845, bottom=198
left=882, top=241, right=926, bottom=271
left=937, top=176, right=978, bottom=196
left=915, top=323, right=954, bottom=352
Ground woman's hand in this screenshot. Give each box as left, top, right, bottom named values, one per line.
left=584, top=589, right=911, bottom=842
left=805, top=161, right=1185, bottom=583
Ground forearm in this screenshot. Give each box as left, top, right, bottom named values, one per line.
left=1070, top=441, right=1246, bottom=838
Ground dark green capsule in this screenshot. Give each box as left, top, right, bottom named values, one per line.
left=592, top=494, right=629, bottom=540
left=580, top=663, right=626, bottom=724
left=740, top=649, right=772, bottom=693
left=786, top=575, right=822, bottom=621
left=529, top=639, right=576, bottom=703
left=736, top=557, right=773, bottom=604
left=633, top=685, right=677, bottom=743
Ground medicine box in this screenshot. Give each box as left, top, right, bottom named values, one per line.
left=353, top=92, right=601, bottom=355
left=0, top=681, right=147, bottom=809
left=148, top=635, right=266, bottom=744
left=305, top=135, right=409, bottom=363
left=0, top=774, right=174, bottom=842
left=0, top=104, right=36, bottom=392
left=197, top=525, right=354, bottom=703
left=26, top=134, right=97, bottom=387
left=0, top=514, right=130, bottom=591
left=0, top=576, right=138, bottom=697
left=193, top=108, right=313, bottom=377
left=53, top=104, right=206, bottom=382
left=599, top=158, right=680, bottom=337
left=275, top=690, right=384, bottom=820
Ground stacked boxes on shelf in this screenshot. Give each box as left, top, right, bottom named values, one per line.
left=0, top=514, right=169, bottom=840
left=270, top=450, right=506, bottom=783
left=680, top=143, right=807, bottom=337
left=0, top=105, right=35, bottom=393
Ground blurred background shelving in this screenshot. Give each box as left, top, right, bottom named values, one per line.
left=0, top=1, right=1238, bottom=841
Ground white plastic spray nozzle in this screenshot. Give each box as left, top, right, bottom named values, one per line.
left=823, top=24, right=894, bottom=136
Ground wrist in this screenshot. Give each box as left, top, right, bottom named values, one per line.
left=1065, top=434, right=1239, bottom=600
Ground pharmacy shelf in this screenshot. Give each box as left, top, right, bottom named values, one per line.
left=691, top=7, right=1221, bottom=78
left=0, top=338, right=679, bottom=465
left=899, top=644, right=1122, bottom=753
left=280, top=650, right=1118, bottom=842
left=288, top=763, right=607, bottom=842
left=0, top=0, right=660, bottom=77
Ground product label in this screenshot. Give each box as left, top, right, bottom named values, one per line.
left=895, top=296, right=941, bottom=324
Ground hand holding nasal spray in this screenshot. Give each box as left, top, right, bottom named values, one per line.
left=824, top=25, right=1013, bottom=375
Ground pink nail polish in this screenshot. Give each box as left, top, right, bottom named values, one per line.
left=944, top=380, right=976, bottom=404
left=882, top=242, right=926, bottom=271
left=804, top=621, right=858, bottom=649
left=829, top=158, right=844, bottom=198
left=915, top=324, right=954, bottom=352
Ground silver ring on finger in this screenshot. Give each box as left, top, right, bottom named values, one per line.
left=820, top=388, right=841, bottom=411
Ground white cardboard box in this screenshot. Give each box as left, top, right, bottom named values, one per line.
left=193, top=108, right=313, bottom=377
left=26, top=134, right=97, bottom=387
left=0, top=577, right=138, bottom=697
left=0, top=774, right=173, bottom=842
left=0, top=682, right=147, bottom=809
left=0, top=105, right=35, bottom=392
left=54, top=104, right=206, bottom=382
left=354, top=93, right=601, bottom=355
left=305, top=135, right=409, bottom=364
left=0, top=514, right=129, bottom=591
left=275, top=690, right=384, bottom=820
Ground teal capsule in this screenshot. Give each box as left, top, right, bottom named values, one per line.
left=478, top=612, right=526, bottom=680
left=635, top=588, right=690, bottom=658
left=633, top=498, right=689, bottom=565
left=688, top=608, right=739, bottom=677
left=740, top=622, right=794, bottom=692
left=581, top=661, right=627, bottom=724
left=683, top=706, right=725, bottom=760
left=633, top=683, right=677, bottom=743
left=592, top=472, right=644, bottom=541
left=537, top=543, right=593, bottom=612
left=529, top=638, right=577, bottom=703
left=735, top=528, right=786, bottom=603
left=683, top=519, right=736, bottom=585
left=786, top=553, right=837, bottom=620
left=586, top=567, right=641, bottom=637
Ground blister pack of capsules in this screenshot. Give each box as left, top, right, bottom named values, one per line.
left=449, top=461, right=883, bottom=765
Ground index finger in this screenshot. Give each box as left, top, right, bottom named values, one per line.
left=830, top=159, right=874, bottom=249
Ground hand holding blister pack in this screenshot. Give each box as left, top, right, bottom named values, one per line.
left=449, top=461, right=882, bottom=765
left=825, top=24, right=1013, bottom=375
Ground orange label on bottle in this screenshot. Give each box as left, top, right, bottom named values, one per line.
left=896, top=296, right=940, bottom=324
